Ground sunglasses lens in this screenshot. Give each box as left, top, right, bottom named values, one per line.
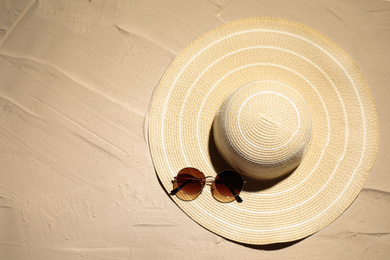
left=214, top=170, right=244, bottom=198
left=175, top=168, right=205, bottom=195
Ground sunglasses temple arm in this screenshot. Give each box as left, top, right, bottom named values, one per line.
left=219, top=181, right=243, bottom=203
left=231, top=188, right=243, bottom=203
left=170, top=179, right=191, bottom=195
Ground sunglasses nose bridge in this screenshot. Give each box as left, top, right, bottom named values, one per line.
left=204, top=176, right=215, bottom=185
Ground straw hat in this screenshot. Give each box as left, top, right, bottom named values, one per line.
left=148, top=18, right=379, bottom=244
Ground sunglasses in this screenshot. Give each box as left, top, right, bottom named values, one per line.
left=170, top=167, right=244, bottom=203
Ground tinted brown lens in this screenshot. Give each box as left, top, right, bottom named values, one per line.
left=214, top=171, right=243, bottom=197
left=176, top=168, right=205, bottom=195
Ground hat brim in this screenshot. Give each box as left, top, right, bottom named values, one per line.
left=148, top=18, right=379, bottom=244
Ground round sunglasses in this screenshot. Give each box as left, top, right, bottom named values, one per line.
left=170, top=167, right=244, bottom=203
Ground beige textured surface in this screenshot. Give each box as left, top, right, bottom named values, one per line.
left=0, top=0, right=389, bottom=258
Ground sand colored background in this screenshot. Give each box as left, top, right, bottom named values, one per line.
left=0, top=0, right=389, bottom=259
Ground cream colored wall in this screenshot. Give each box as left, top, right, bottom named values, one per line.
left=0, top=0, right=389, bottom=259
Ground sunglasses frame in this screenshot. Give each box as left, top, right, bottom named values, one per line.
left=170, top=167, right=244, bottom=203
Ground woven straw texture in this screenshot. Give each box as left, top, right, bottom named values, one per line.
left=148, top=18, right=379, bottom=244
left=213, top=80, right=312, bottom=180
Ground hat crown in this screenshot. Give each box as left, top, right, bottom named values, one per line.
left=213, top=81, right=312, bottom=180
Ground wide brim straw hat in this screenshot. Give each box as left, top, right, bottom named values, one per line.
left=148, top=18, right=379, bottom=245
